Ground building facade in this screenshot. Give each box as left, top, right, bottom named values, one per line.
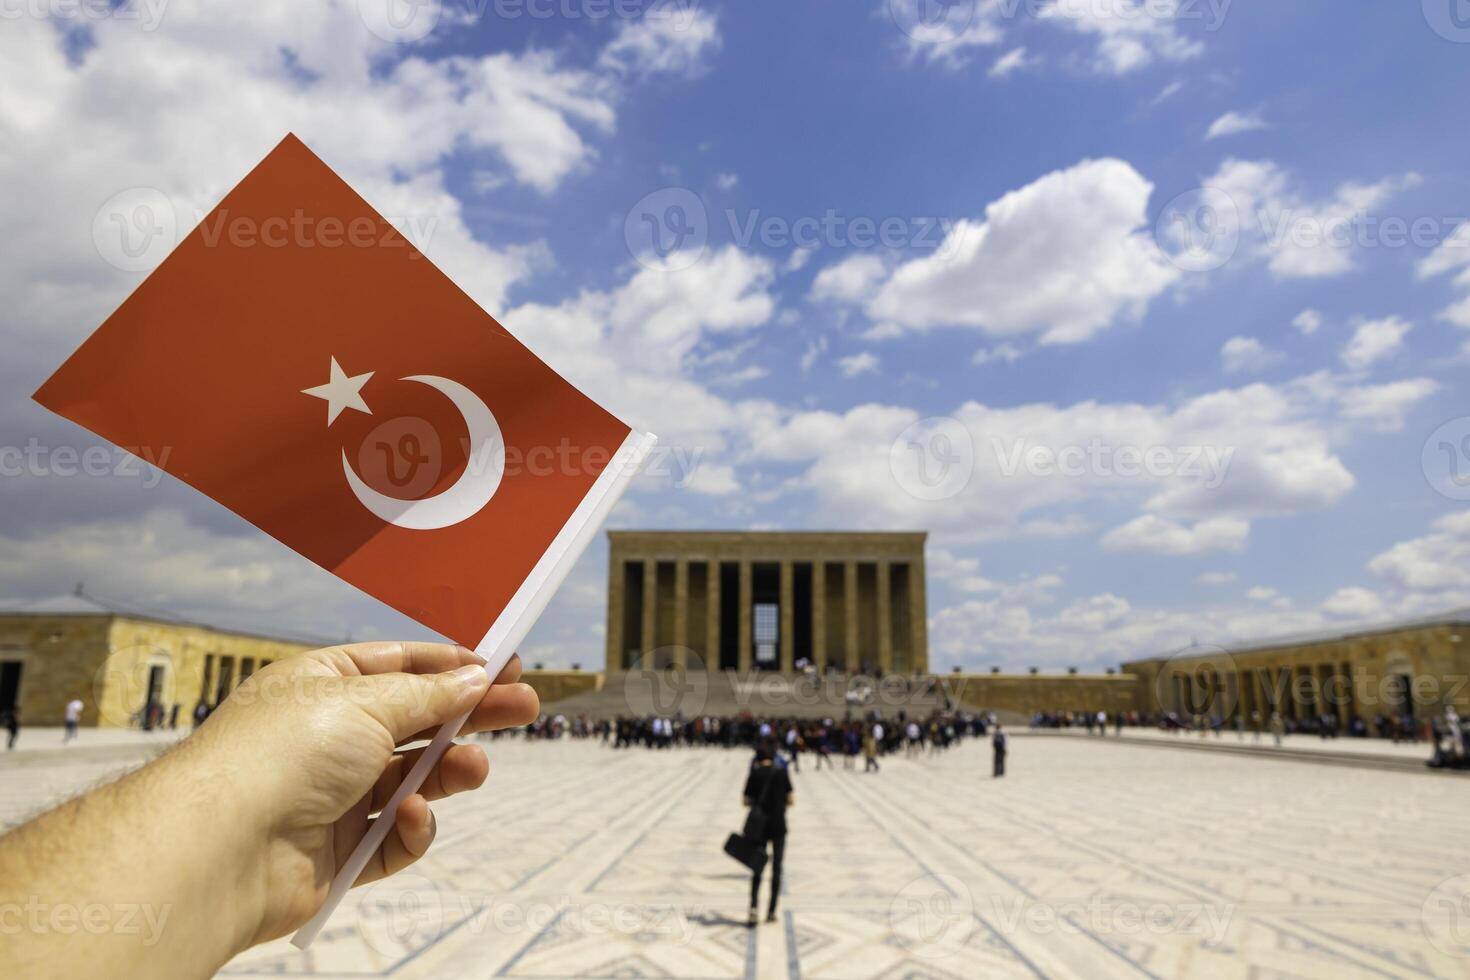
left=1123, top=613, right=1470, bottom=728
left=0, top=594, right=314, bottom=727
left=606, top=531, right=928, bottom=675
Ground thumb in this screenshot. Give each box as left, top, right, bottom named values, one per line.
left=358, top=664, right=490, bottom=744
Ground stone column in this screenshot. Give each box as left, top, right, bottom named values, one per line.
left=641, top=560, right=656, bottom=664
left=844, top=560, right=859, bottom=673
left=705, top=560, right=720, bottom=671
left=737, top=561, right=752, bottom=673
left=909, top=558, right=928, bottom=675
left=779, top=561, right=795, bottom=673
left=606, top=556, right=625, bottom=671
left=876, top=560, right=893, bottom=674
left=673, top=560, right=689, bottom=668
left=812, top=562, right=827, bottom=672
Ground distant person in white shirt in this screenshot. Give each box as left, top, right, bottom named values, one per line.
left=63, top=698, right=83, bottom=743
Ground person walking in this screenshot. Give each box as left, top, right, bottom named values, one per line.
left=992, top=723, right=1007, bottom=777
left=63, top=698, right=83, bottom=743
left=863, top=723, right=880, bottom=773
left=742, top=742, right=793, bottom=926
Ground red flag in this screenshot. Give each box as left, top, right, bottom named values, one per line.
left=35, top=133, right=644, bottom=648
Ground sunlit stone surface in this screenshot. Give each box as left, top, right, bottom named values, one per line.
left=4, top=733, right=1468, bottom=978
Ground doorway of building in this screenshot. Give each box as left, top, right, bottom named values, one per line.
left=0, top=661, right=22, bottom=717
left=143, top=664, right=165, bottom=730
left=753, top=602, right=779, bottom=670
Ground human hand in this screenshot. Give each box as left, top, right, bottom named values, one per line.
left=0, top=640, right=538, bottom=980
left=198, top=642, right=539, bottom=947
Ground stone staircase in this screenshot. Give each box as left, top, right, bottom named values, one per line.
left=542, top=669, right=999, bottom=720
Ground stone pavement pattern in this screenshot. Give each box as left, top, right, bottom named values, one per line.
left=4, top=735, right=1470, bottom=978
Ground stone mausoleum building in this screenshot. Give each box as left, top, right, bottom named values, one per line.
left=605, top=531, right=928, bottom=675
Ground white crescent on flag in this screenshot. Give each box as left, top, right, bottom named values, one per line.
left=340, top=374, right=505, bottom=530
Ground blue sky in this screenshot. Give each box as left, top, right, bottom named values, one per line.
left=3, top=0, right=1470, bottom=671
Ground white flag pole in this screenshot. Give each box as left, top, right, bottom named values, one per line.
left=291, top=430, right=657, bottom=949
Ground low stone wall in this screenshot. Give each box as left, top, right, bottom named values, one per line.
left=947, top=673, right=1143, bottom=716
left=521, top=670, right=604, bottom=708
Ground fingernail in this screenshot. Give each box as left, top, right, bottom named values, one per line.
left=452, top=664, right=489, bottom=687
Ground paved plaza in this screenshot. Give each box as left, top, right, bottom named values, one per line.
left=4, top=733, right=1470, bottom=978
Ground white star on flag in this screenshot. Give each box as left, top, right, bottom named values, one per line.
left=301, top=356, right=373, bottom=425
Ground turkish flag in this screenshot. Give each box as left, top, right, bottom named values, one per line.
left=35, top=134, right=643, bottom=648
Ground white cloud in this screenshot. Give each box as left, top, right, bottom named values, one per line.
left=1220, top=336, right=1283, bottom=374
left=715, top=172, right=739, bottom=191
left=1293, top=309, right=1323, bottom=335
left=1333, top=377, right=1439, bottom=431
left=0, top=510, right=357, bottom=637
left=1152, top=80, right=1185, bottom=105
left=1039, top=0, right=1204, bottom=75
left=988, top=46, right=1036, bottom=78
left=1197, top=571, right=1237, bottom=585
left=1368, top=512, right=1470, bottom=592
left=1321, top=586, right=1387, bottom=620
left=745, top=373, right=1381, bottom=547
left=896, top=0, right=1005, bottom=69
left=784, top=247, right=814, bottom=273
left=1341, top=316, right=1412, bottom=370
left=809, top=253, right=887, bottom=305
left=1205, top=110, right=1267, bottom=141
left=971, top=343, right=1024, bottom=366
left=1417, top=221, right=1470, bottom=326
left=927, top=549, right=996, bottom=594
left=682, top=462, right=740, bottom=496
left=1203, top=159, right=1419, bottom=279
left=837, top=352, right=881, bottom=377
left=1245, top=586, right=1278, bottom=601
left=598, top=10, right=721, bottom=78
left=1101, top=515, right=1249, bottom=556
left=859, top=158, right=1179, bottom=344
left=507, top=246, right=776, bottom=448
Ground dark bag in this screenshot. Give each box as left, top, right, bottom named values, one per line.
left=724, top=762, right=779, bottom=871
left=723, top=832, right=767, bottom=872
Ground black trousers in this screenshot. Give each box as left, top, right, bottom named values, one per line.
left=750, top=833, right=786, bottom=912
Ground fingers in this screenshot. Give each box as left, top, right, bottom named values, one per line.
left=369, top=743, right=488, bottom=811
left=492, top=654, right=522, bottom=686
left=325, top=641, right=483, bottom=678
left=400, top=680, right=540, bottom=743
left=355, top=795, right=437, bottom=885
left=356, top=664, right=491, bottom=744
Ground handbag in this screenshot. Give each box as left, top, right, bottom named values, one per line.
left=723, top=762, right=780, bottom=871
left=723, top=832, right=767, bottom=872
